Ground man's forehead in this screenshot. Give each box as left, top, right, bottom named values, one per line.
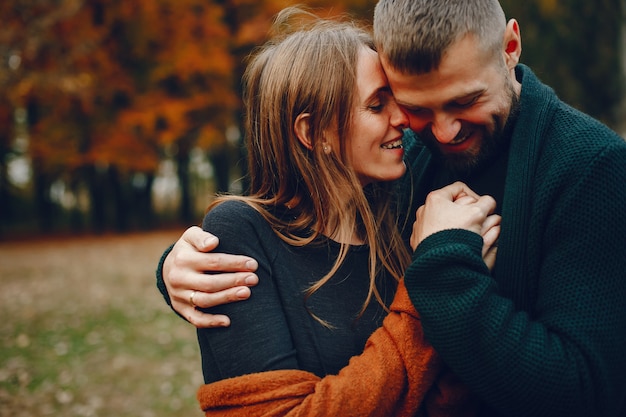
left=392, top=78, right=483, bottom=97
left=383, top=61, right=496, bottom=107
left=387, top=72, right=471, bottom=106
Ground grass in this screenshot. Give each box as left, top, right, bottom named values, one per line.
left=0, top=230, right=204, bottom=417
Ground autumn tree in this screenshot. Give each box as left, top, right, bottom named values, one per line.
left=0, top=100, right=15, bottom=236
left=1, top=0, right=93, bottom=233
left=2, top=0, right=241, bottom=232
left=2, top=0, right=620, bottom=237
left=500, top=0, right=623, bottom=129
left=107, top=0, right=239, bottom=224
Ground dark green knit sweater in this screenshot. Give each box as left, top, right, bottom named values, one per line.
left=402, top=65, right=626, bottom=417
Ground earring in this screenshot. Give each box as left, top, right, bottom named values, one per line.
left=323, top=145, right=330, bottom=154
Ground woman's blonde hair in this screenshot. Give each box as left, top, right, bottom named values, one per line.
left=209, top=6, right=411, bottom=324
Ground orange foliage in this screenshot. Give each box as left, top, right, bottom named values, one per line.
left=2, top=0, right=377, bottom=181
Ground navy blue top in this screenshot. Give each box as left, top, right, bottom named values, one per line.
left=197, top=200, right=397, bottom=383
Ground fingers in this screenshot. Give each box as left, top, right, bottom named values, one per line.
left=481, top=224, right=501, bottom=257
left=425, top=183, right=496, bottom=218
left=179, top=227, right=261, bottom=272
left=473, top=194, right=497, bottom=216
left=410, top=183, right=497, bottom=251
left=167, top=266, right=259, bottom=328
left=189, top=285, right=252, bottom=310
left=480, top=213, right=502, bottom=238
left=483, top=246, right=498, bottom=272
left=186, top=272, right=259, bottom=298
left=186, top=309, right=233, bottom=328
left=167, top=227, right=258, bottom=281
left=194, top=252, right=258, bottom=273
left=438, top=181, right=481, bottom=202
left=171, top=273, right=259, bottom=328
left=176, top=285, right=254, bottom=328
left=481, top=214, right=501, bottom=271
left=454, top=195, right=477, bottom=206
left=439, top=182, right=497, bottom=215
left=161, top=226, right=261, bottom=328
left=186, top=310, right=232, bottom=328
left=181, top=225, right=219, bottom=252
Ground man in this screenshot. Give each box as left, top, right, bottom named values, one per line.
left=157, top=1, right=626, bottom=416
left=372, top=1, right=626, bottom=417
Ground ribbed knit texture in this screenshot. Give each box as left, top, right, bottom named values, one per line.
left=403, top=65, right=626, bottom=417
left=155, top=244, right=174, bottom=307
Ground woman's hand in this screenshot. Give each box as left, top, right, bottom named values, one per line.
left=410, top=182, right=500, bottom=270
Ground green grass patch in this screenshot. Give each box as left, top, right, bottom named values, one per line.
left=0, top=231, right=204, bottom=417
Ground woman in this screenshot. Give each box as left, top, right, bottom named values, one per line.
left=191, top=7, right=498, bottom=416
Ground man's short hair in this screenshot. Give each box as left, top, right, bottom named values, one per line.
left=373, top=0, right=506, bottom=73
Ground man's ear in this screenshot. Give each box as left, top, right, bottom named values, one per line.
left=294, top=113, right=313, bottom=150
left=503, top=19, right=522, bottom=69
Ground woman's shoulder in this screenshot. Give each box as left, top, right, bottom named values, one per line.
left=203, top=199, right=272, bottom=237
left=204, top=199, right=267, bottom=227
left=201, top=199, right=287, bottom=260
left=206, top=199, right=260, bottom=219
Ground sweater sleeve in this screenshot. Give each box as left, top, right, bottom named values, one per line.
left=404, top=141, right=626, bottom=417
left=197, top=280, right=478, bottom=417
left=155, top=243, right=192, bottom=322
left=155, top=243, right=174, bottom=308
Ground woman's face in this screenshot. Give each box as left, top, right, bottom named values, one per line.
left=347, top=47, right=409, bottom=186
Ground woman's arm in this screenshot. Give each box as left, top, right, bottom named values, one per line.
left=197, top=280, right=476, bottom=417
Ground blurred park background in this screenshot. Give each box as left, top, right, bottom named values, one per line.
left=0, top=0, right=624, bottom=416
left=0, top=0, right=625, bottom=238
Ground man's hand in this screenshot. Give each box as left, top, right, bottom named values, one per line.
left=480, top=213, right=500, bottom=272
left=454, top=193, right=501, bottom=271
left=410, top=181, right=498, bottom=251
left=163, top=226, right=259, bottom=328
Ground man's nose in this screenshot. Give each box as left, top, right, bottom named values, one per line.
left=431, top=113, right=461, bottom=144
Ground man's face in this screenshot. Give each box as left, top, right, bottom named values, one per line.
left=381, top=34, right=521, bottom=175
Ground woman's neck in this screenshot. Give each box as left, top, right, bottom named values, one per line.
left=321, top=217, right=365, bottom=245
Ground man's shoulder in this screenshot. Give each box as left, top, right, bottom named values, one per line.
left=517, top=64, right=625, bottom=158
left=546, top=100, right=626, bottom=162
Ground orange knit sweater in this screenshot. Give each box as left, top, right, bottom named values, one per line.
left=197, top=280, right=477, bottom=417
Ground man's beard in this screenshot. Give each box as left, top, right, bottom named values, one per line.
left=423, top=81, right=521, bottom=177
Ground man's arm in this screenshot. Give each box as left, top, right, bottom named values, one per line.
left=156, top=226, right=259, bottom=328
left=404, top=145, right=626, bottom=417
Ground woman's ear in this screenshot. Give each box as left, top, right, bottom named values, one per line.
left=294, top=113, right=313, bottom=150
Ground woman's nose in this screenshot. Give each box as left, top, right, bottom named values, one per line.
left=390, top=101, right=409, bottom=129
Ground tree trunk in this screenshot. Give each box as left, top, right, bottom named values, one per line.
left=32, top=162, right=54, bottom=234
left=109, top=166, right=128, bottom=232
left=177, top=149, right=193, bottom=224
left=210, top=146, right=230, bottom=193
